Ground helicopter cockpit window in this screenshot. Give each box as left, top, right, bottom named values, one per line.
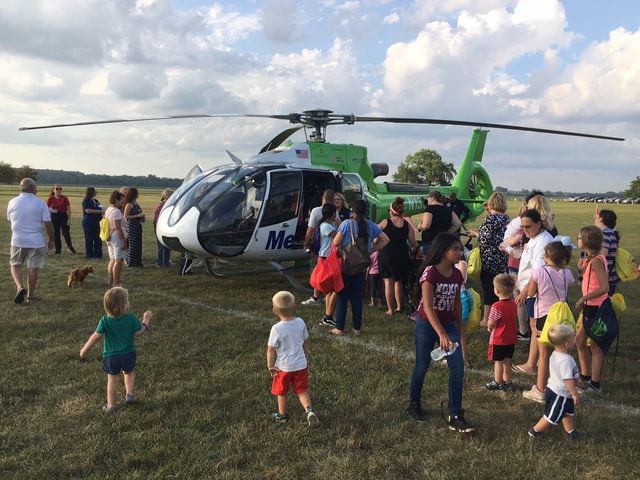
left=197, top=167, right=267, bottom=256
left=167, top=166, right=236, bottom=227
left=259, top=171, right=301, bottom=227
left=341, top=173, right=364, bottom=206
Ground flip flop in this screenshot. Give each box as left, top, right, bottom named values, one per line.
left=329, top=328, right=343, bottom=336
left=14, top=287, right=27, bottom=304
left=353, top=330, right=361, bottom=337
left=511, top=364, right=536, bottom=375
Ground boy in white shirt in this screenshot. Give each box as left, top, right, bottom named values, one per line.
left=528, top=324, right=582, bottom=440
left=267, top=291, right=320, bottom=427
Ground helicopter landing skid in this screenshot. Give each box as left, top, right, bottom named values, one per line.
left=268, top=261, right=312, bottom=293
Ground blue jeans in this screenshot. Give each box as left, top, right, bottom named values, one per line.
left=335, top=271, right=366, bottom=331
left=409, top=319, right=464, bottom=416
left=156, top=240, right=171, bottom=266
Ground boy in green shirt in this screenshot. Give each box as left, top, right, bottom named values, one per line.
left=80, top=287, right=153, bottom=412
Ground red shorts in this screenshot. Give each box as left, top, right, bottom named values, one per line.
left=271, top=368, right=309, bottom=395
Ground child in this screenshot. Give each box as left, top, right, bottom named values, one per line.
left=367, top=250, right=384, bottom=307
left=406, top=233, right=474, bottom=433
left=267, top=291, right=320, bottom=427
left=523, top=238, right=575, bottom=403
left=80, top=287, right=153, bottom=412
left=485, top=273, right=517, bottom=391
left=575, top=226, right=609, bottom=393
left=528, top=324, right=581, bottom=440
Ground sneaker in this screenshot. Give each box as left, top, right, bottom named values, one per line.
left=271, top=412, right=289, bottom=423
left=565, top=430, right=584, bottom=441
left=584, top=381, right=602, bottom=394
left=125, top=393, right=138, bottom=404
left=528, top=427, right=543, bottom=438
left=306, top=411, right=320, bottom=428
left=523, top=385, right=546, bottom=404
left=13, top=287, right=27, bottom=304
left=485, top=380, right=503, bottom=391
left=301, top=296, right=323, bottom=305
left=501, top=381, right=513, bottom=391
left=102, top=405, right=117, bottom=414
left=319, top=315, right=336, bottom=327
left=448, top=411, right=474, bottom=433
left=517, top=331, right=531, bottom=341
left=406, top=402, right=427, bottom=421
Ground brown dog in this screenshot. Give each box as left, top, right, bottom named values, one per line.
left=67, top=265, right=94, bottom=288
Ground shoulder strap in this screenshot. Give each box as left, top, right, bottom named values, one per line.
left=349, top=219, right=356, bottom=245
left=542, top=266, right=564, bottom=302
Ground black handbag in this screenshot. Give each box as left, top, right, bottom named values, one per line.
left=582, top=297, right=618, bottom=354
left=341, top=220, right=371, bottom=276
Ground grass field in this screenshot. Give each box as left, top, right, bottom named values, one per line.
left=1, top=185, right=639, bottom=479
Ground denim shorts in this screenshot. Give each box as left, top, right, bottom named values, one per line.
left=102, top=351, right=136, bottom=375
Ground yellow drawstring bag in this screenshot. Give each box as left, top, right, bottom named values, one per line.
left=467, top=247, right=481, bottom=280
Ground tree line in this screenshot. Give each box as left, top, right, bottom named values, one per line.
left=0, top=162, right=181, bottom=188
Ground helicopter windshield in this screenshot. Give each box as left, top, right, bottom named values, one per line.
left=197, top=166, right=266, bottom=256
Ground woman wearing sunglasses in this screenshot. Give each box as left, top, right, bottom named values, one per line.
left=47, top=185, right=76, bottom=255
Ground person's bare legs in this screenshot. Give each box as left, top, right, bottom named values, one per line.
left=123, top=370, right=135, bottom=396
left=576, top=325, right=591, bottom=377
left=394, top=281, right=404, bottom=312
left=297, top=391, right=312, bottom=410
left=26, top=267, right=38, bottom=298
left=590, top=342, right=605, bottom=383
left=106, top=374, right=120, bottom=408
left=480, top=305, right=491, bottom=328
left=517, top=303, right=529, bottom=334
left=10, top=265, right=23, bottom=291
left=325, top=292, right=337, bottom=317
left=383, top=278, right=395, bottom=315
left=536, top=344, right=552, bottom=392
left=515, top=318, right=538, bottom=373
left=112, top=259, right=123, bottom=286
left=561, top=415, right=576, bottom=433
left=276, top=394, right=288, bottom=415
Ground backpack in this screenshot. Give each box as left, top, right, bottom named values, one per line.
left=467, top=246, right=481, bottom=280
left=466, top=287, right=482, bottom=333
left=99, top=217, right=110, bottom=242
left=615, top=247, right=639, bottom=282
left=538, top=267, right=575, bottom=347
left=310, top=223, right=322, bottom=255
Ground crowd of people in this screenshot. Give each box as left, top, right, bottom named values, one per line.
left=5, top=179, right=631, bottom=435
left=298, top=187, right=629, bottom=435
left=7, top=179, right=174, bottom=301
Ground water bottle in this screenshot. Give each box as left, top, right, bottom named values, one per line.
left=430, top=342, right=459, bottom=362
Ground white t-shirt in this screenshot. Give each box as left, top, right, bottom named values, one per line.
left=517, top=230, right=553, bottom=291
left=267, top=317, right=309, bottom=372
left=308, top=206, right=323, bottom=229
left=105, top=206, right=126, bottom=242
left=503, top=216, right=521, bottom=240
left=7, top=193, right=51, bottom=248
left=547, top=351, right=579, bottom=398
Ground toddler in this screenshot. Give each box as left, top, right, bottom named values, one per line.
left=267, top=291, right=320, bottom=427
left=486, top=273, right=518, bottom=391
left=80, top=287, right=153, bottom=412
left=528, top=324, right=581, bottom=440
left=367, top=250, right=384, bottom=307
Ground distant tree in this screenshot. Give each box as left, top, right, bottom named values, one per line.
left=625, top=176, right=640, bottom=197
left=15, top=165, right=38, bottom=182
left=392, top=149, right=456, bottom=185
left=494, top=186, right=507, bottom=193
left=0, top=162, right=15, bottom=184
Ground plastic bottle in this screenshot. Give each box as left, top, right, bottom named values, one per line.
left=430, top=342, right=459, bottom=362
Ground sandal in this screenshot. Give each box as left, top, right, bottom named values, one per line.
left=511, top=364, right=536, bottom=375
left=353, top=330, right=361, bottom=337
left=329, top=328, right=343, bottom=336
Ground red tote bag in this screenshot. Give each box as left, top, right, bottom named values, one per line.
left=310, top=249, right=344, bottom=294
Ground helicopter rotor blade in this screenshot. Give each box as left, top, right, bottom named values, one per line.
left=259, top=126, right=304, bottom=154
left=353, top=116, right=624, bottom=141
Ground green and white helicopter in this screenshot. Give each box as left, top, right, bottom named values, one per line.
left=21, top=109, right=623, bottom=286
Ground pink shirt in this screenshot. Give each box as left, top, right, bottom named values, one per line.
left=531, top=266, right=575, bottom=317
left=418, top=265, right=463, bottom=324
left=582, top=254, right=608, bottom=306
left=368, top=250, right=380, bottom=275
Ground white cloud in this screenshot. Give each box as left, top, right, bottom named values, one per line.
left=382, top=12, right=400, bottom=25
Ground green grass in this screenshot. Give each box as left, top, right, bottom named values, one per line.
left=1, top=186, right=640, bottom=479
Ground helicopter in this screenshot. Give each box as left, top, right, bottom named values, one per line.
left=21, top=109, right=624, bottom=286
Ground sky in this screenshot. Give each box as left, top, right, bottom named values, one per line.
left=0, top=0, right=638, bottom=193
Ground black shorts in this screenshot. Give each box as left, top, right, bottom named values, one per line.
left=535, top=315, right=548, bottom=335
left=488, top=343, right=515, bottom=361
left=103, top=351, right=136, bottom=375
left=544, top=388, right=575, bottom=425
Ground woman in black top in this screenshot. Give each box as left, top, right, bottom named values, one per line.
left=419, top=191, right=461, bottom=254
left=123, top=187, right=146, bottom=267
left=333, top=192, right=351, bottom=222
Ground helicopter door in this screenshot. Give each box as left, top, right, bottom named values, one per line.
left=247, top=170, right=305, bottom=260
left=340, top=172, right=365, bottom=205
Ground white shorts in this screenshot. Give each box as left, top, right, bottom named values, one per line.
left=10, top=246, right=46, bottom=268
left=107, top=234, right=127, bottom=260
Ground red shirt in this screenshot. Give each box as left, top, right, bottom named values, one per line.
left=488, top=299, right=518, bottom=345
left=418, top=265, right=463, bottom=324
left=47, top=195, right=70, bottom=213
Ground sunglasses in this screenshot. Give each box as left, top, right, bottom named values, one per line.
left=55, top=187, right=62, bottom=190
